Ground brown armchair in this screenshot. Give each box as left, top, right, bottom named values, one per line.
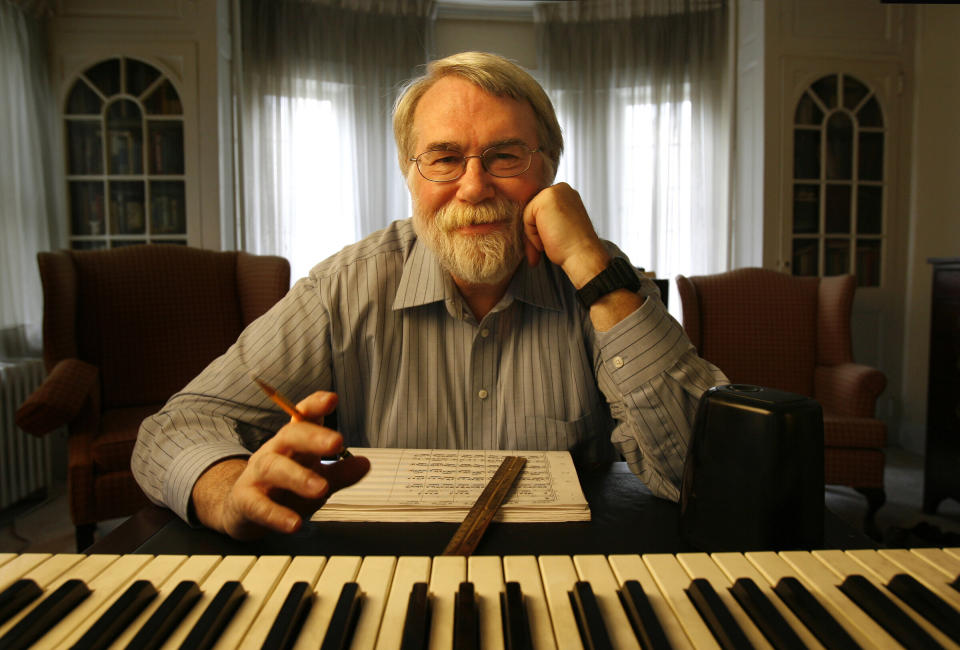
left=15, top=245, right=290, bottom=550
left=676, top=267, right=887, bottom=535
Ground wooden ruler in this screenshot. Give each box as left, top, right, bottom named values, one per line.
left=442, top=455, right=527, bottom=556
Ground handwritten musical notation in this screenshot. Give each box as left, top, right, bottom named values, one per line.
left=311, top=448, right=590, bottom=523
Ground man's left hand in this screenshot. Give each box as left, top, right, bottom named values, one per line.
left=522, top=183, right=611, bottom=289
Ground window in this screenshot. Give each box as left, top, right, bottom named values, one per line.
left=791, top=73, right=885, bottom=286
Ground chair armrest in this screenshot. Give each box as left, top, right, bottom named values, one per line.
left=15, top=359, right=99, bottom=436
left=814, top=362, right=886, bottom=418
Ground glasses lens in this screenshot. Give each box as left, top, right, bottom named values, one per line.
left=483, top=144, right=531, bottom=177
left=417, top=150, right=463, bottom=181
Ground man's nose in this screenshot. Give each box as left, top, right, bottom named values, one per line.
left=456, top=156, right=496, bottom=204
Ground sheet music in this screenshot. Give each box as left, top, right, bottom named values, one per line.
left=311, top=448, right=590, bottom=522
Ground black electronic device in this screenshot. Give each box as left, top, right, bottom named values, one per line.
left=680, top=384, right=825, bottom=552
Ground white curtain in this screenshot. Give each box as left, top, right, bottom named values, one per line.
left=0, top=0, right=64, bottom=358
left=535, top=0, right=733, bottom=315
left=235, top=0, right=431, bottom=281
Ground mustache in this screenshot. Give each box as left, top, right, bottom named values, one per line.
left=434, top=197, right=521, bottom=232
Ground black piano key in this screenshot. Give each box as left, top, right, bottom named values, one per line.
left=453, top=581, right=480, bottom=650
left=685, top=577, right=754, bottom=650
left=618, top=580, right=670, bottom=650
left=261, top=581, right=313, bottom=650
left=179, top=580, right=246, bottom=650
left=730, top=577, right=805, bottom=650
left=399, top=582, right=430, bottom=650
left=0, top=578, right=90, bottom=650
left=0, top=579, right=42, bottom=627
left=887, top=573, right=960, bottom=645
left=839, top=574, right=941, bottom=650
left=569, top=581, right=613, bottom=650
left=774, top=577, right=860, bottom=650
left=71, top=579, right=158, bottom=650
left=500, top=581, right=532, bottom=650
left=125, top=580, right=202, bottom=650
left=951, top=574, right=960, bottom=595
left=320, top=581, right=363, bottom=650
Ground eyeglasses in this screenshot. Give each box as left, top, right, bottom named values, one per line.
left=410, top=143, right=540, bottom=182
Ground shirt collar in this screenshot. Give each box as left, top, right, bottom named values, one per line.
left=393, top=234, right=564, bottom=313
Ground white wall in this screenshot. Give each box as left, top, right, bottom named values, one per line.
left=899, top=6, right=960, bottom=453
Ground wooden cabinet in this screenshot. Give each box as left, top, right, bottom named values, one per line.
left=924, top=257, right=960, bottom=514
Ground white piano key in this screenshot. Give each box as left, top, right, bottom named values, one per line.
left=239, top=555, right=327, bottom=650
left=0, top=554, right=16, bottom=570
left=162, top=554, right=257, bottom=649
left=913, top=547, right=960, bottom=580
left=572, top=554, right=640, bottom=649
left=878, top=548, right=960, bottom=609
left=710, top=552, right=823, bottom=650
left=374, top=556, right=431, bottom=650
left=643, top=553, right=720, bottom=650
left=33, top=553, right=152, bottom=649
left=0, top=553, right=118, bottom=639
left=349, top=555, right=398, bottom=650
left=608, top=554, right=693, bottom=650
left=778, top=549, right=896, bottom=648
left=294, top=555, right=362, bottom=650
left=0, top=553, right=55, bottom=592
left=818, top=549, right=958, bottom=649
left=109, top=554, right=222, bottom=649
left=468, top=555, right=505, bottom=650
left=57, top=554, right=187, bottom=649
left=537, top=554, right=584, bottom=650
left=676, top=552, right=773, bottom=650
left=212, top=554, right=292, bottom=649
left=428, top=555, right=466, bottom=650
left=503, top=555, right=557, bottom=650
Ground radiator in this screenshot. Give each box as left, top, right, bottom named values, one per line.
left=0, top=358, right=51, bottom=511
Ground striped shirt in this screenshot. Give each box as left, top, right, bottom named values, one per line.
left=132, top=218, right=727, bottom=523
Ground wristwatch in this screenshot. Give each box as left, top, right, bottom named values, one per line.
left=576, top=256, right=642, bottom=308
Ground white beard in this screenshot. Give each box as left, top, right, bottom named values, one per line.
left=413, top=196, right=525, bottom=285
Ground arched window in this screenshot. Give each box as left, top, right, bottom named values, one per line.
left=792, top=73, right=884, bottom=286
left=64, top=57, right=186, bottom=249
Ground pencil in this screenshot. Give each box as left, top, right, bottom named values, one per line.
left=250, top=374, right=352, bottom=458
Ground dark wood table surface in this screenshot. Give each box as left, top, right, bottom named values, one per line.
left=89, top=463, right=876, bottom=556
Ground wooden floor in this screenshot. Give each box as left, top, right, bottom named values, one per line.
left=1, top=446, right=959, bottom=553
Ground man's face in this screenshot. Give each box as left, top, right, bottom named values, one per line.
left=407, top=76, right=546, bottom=285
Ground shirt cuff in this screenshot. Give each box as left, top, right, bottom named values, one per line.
left=594, top=296, right=690, bottom=395
left=163, top=442, right=251, bottom=525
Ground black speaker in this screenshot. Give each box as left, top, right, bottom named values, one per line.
left=680, top=384, right=824, bottom=552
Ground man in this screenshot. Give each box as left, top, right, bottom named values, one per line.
left=132, top=52, right=727, bottom=540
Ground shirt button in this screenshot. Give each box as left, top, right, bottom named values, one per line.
left=478, top=389, right=489, bottom=400
left=613, top=356, right=625, bottom=369
left=480, top=328, right=490, bottom=338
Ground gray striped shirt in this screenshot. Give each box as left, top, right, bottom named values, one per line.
left=132, top=218, right=727, bottom=523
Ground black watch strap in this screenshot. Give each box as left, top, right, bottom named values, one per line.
left=576, top=257, right=642, bottom=308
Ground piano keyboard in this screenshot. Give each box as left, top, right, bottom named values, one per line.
left=1, top=549, right=959, bottom=649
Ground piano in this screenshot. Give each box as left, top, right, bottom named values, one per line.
left=2, top=549, right=960, bottom=649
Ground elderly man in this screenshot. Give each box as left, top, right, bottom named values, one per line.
left=132, top=51, right=726, bottom=540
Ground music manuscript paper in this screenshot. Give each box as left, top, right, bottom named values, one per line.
left=311, top=448, right=591, bottom=522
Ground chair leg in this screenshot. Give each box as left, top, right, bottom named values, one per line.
left=76, top=523, right=96, bottom=551
left=856, top=487, right=886, bottom=540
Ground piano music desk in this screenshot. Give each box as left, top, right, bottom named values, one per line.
left=91, top=463, right=874, bottom=556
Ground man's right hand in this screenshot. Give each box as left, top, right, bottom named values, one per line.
left=191, top=391, right=370, bottom=540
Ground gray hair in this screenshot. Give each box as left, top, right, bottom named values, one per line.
left=393, top=51, right=562, bottom=183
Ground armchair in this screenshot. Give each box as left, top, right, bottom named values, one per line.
left=676, top=268, right=887, bottom=535
left=16, top=245, right=290, bottom=550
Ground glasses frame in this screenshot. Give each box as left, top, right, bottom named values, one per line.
left=409, top=143, right=541, bottom=183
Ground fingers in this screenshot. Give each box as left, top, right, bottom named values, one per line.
left=295, top=390, right=338, bottom=422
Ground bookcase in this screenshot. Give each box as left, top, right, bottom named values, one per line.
left=64, top=56, right=187, bottom=249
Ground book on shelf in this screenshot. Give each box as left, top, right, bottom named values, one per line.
left=311, top=447, right=591, bottom=523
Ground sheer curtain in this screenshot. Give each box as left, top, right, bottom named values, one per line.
left=235, top=0, right=431, bottom=281
left=0, top=0, right=64, bottom=358
left=535, top=0, right=733, bottom=316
